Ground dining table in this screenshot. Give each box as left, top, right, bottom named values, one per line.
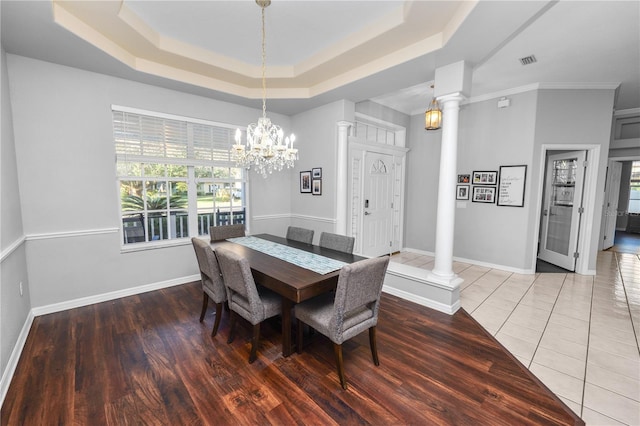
left=210, top=233, right=365, bottom=357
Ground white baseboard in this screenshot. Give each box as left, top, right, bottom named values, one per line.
left=401, top=247, right=534, bottom=275
left=0, top=310, right=34, bottom=408
left=32, top=274, right=200, bottom=317
left=383, top=285, right=460, bottom=315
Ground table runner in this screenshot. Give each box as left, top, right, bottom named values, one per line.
left=227, top=236, right=346, bottom=275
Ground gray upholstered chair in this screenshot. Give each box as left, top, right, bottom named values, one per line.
left=210, top=224, right=245, bottom=241
left=286, top=226, right=314, bottom=245
left=319, top=232, right=355, bottom=254
left=215, top=246, right=282, bottom=363
left=295, top=255, right=390, bottom=389
left=191, top=238, right=227, bottom=336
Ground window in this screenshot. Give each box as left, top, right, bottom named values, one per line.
left=113, top=107, right=246, bottom=247
left=630, top=161, right=640, bottom=214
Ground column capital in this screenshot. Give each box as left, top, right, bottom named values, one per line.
left=436, top=92, right=466, bottom=105
left=336, top=120, right=353, bottom=129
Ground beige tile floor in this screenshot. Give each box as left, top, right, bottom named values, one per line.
left=391, top=244, right=640, bottom=425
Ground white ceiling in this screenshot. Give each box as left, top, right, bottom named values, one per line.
left=1, top=1, right=639, bottom=116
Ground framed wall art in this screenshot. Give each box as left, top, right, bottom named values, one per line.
left=312, top=179, right=322, bottom=195
left=300, top=171, right=311, bottom=193
left=312, top=167, right=322, bottom=179
left=472, top=170, right=498, bottom=185
left=497, top=165, right=527, bottom=207
left=472, top=186, right=496, bottom=203
left=458, top=174, right=470, bottom=184
left=456, top=185, right=470, bottom=200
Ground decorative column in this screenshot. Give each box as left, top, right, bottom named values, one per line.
left=432, top=94, right=465, bottom=279
left=335, top=121, right=352, bottom=235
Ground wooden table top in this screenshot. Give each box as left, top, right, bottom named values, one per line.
left=211, top=233, right=366, bottom=303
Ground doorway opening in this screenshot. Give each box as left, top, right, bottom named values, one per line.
left=533, top=144, right=601, bottom=275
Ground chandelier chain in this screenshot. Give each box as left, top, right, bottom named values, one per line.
left=261, top=4, right=267, bottom=119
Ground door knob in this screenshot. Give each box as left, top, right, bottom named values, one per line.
left=364, top=211, right=371, bottom=216
left=543, top=209, right=548, bottom=216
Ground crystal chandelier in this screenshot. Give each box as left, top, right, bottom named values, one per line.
left=231, top=0, right=297, bottom=178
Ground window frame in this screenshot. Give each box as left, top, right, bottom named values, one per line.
left=113, top=106, right=248, bottom=251
left=629, top=160, right=640, bottom=214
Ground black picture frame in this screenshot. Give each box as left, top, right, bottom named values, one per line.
left=497, top=165, right=527, bottom=207
left=300, top=171, right=311, bottom=193
left=312, top=167, right=322, bottom=179
left=312, top=179, right=322, bottom=195
left=456, top=185, right=470, bottom=200
left=472, top=170, right=498, bottom=185
left=472, top=186, right=496, bottom=203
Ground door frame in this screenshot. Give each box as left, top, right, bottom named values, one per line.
left=531, top=144, right=601, bottom=275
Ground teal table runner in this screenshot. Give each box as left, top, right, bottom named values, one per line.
left=227, top=236, right=346, bottom=275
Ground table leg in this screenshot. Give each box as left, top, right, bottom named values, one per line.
left=281, top=298, right=294, bottom=357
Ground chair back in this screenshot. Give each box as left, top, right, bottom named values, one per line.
left=214, top=247, right=263, bottom=323
left=210, top=224, right=245, bottom=241
left=319, top=232, right=355, bottom=254
left=191, top=238, right=226, bottom=302
left=286, top=226, right=314, bottom=244
left=332, top=256, right=390, bottom=338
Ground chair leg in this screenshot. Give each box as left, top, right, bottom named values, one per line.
left=369, top=326, right=380, bottom=366
left=211, top=302, right=223, bottom=337
left=249, top=323, right=261, bottom=364
left=333, top=343, right=347, bottom=390
left=296, top=319, right=304, bottom=354
left=227, top=310, right=237, bottom=344
left=199, top=292, right=209, bottom=322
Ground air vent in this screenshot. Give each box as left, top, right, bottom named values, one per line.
left=520, top=55, right=537, bottom=65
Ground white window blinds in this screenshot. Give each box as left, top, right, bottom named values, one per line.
left=113, top=108, right=236, bottom=166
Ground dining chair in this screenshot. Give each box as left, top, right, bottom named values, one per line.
left=209, top=224, right=245, bottom=241
left=215, top=246, right=282, bottom=363
left=286, top=226, right=314, bottom=244
left=319, top=231, right=355, bottom=254
left=295, top=255, right=390, bottom=389
left=191, top=238, right=227, bottom=337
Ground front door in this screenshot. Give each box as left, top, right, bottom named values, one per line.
left=538, top=151, right=587, bottom=271
left=362, top=152, right=394, bottom=257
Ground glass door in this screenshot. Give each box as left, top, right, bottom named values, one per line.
left=538, top=151, right=586, bottom=271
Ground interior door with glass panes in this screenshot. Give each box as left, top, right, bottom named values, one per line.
left=538, top=151, right=586, bottom=271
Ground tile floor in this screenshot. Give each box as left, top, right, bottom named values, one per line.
left=391, top=242, right=640, bottom=425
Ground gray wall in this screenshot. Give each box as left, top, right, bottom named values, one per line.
left=356, top=100, right=411, bottom=129
left=6, top=54, right=292, bottom=308
left=288, top=99, right=355, bottom=244
left=1, top=47, right=31, bottom=379
left=404, top=88, right=615, bottom=272
left=533, top=89, right=616, bottom=271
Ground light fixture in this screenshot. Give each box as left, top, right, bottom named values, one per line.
left=424, top=85, right=442, bottom=130
left=231, top=0, right=297, bottom=177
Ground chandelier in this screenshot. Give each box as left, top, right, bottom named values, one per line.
left=231, top=0, right=297, bottom=178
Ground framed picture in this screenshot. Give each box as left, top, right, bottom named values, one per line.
left=312, top=167, right=322, bottom=179
left=458, top=174, right=470, bottom=184
left=300, top=171, right=311, bottom=193
left=456, top=185, right=470, bottom=200
left=472, top=170, right=498, bottom=185
left=497, top=165, right=527, bottom=207
left=312, top=179, right=322, bottom=195
left=472, top=186, right=496, bottom=203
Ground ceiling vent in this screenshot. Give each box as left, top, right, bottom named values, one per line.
left=519, top=55, right=537, bottom=65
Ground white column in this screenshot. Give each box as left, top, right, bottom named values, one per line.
left=336, top=121, right=352, bottom=235
left=432, top=94, right=464, bottom=279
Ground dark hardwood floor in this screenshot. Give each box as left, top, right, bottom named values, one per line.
left=1, top=282, right=583, bottom=425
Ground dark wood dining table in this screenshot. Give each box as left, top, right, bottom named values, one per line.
left=210, top=233, right=365, bottom=357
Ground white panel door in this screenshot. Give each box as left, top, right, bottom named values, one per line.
left=362, top=152, right=394, bottom=257
left=538, top=151, right=586, bottom=271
